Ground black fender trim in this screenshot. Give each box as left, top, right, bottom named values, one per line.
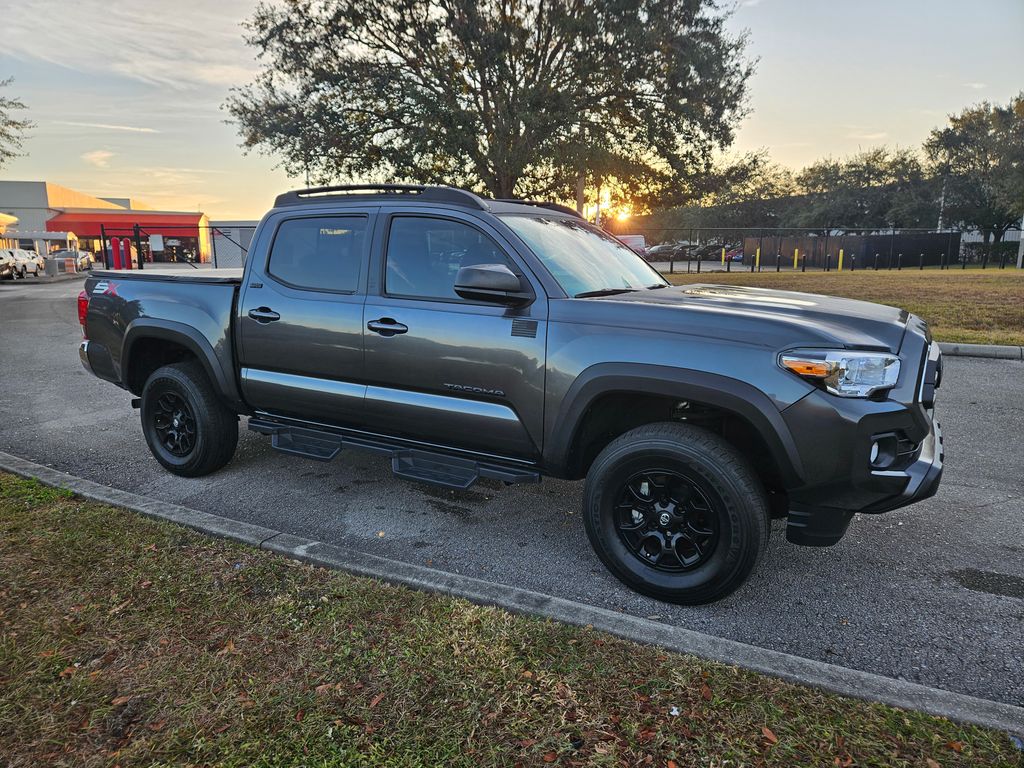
left=544, top=363, right=806, bottom=484
left=122, top=319, right=246, bottom=412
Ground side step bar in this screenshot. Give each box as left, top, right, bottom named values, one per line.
left=248, top=418, right=540, bottom=490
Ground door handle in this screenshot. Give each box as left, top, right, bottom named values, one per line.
left=367, top=318, right=408, bottom=336
left=248, top=307, right=281, bottom=324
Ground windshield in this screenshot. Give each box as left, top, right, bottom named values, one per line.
left=501, top=215, right=667, bottom=297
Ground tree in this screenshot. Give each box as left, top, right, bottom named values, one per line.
left=925, top=93, right=1024, bottom=246
left=226, top=0, right=751, bottom=204
left=791, top=147, right=937, bottom=229
left=0, top=78, right=33, bottom=169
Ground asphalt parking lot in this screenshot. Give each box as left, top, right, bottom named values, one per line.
left=2, top=277, right=1022, bottom=707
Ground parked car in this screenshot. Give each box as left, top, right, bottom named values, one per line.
left=0, top=251, right=14, bottom=280
left=77, top=185, right=944, bottom=605
left=53, top=249, right=95, bottom=271
left=645, top=243, right=680, bottom=261
left=7, top=249, right=41, bottom=278
left=617, top=234, right=647, bottom=257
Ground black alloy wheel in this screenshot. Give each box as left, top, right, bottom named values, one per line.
left=614, top=469, right=720, bottom=572
left=151, top=391, right=197, bottom=457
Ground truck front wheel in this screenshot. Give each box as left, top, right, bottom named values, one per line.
left=140, top=360, right=238, bottom=477
left=583, top=422, right=769, bottom=605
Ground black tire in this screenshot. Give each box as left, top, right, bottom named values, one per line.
left=140, top=360, right=238, bottom=477
left=583, top=422, right=769, bottom=605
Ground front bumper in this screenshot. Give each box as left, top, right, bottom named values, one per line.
left=782, top=336, right=944, bottom=546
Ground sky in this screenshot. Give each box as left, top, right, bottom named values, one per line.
left=1, top=0, right=1021, bottom=219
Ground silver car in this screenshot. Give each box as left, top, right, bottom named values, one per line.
left=7, top=249, right=42, bottom=278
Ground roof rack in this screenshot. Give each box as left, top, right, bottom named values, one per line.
left=274, top=184, right=489, bottom=211
left=492, top=199, right=583, bottom=219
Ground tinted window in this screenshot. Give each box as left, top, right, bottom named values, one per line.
left=385, top=217, right=513, bottom=301
left=268, top=216, right=366, bottom=292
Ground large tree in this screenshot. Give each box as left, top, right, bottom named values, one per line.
left=226, top=0, right=751, bottom=204
left=0, top=78, right=33, bottom=169
left=791, top=147, right=937, bottom=230
left=925, top=93, right=1024, bottom=246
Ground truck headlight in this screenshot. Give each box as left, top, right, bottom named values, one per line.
left=780, top=349, right=901, bottom=398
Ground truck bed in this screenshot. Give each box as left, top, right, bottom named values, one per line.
left=91, top=268, right=243, bottom=284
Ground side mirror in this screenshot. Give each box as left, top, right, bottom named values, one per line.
left=454, top=264, right=532, bottom=305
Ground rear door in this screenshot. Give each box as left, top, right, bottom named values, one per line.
left=238, top=208, right=375, bottom=426
left=362, top=208, right=547, bottom=460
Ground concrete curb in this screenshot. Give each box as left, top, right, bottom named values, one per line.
left=938, top=342, right=1024, bottom=360
left=2, top=450, right=1022, bottom=735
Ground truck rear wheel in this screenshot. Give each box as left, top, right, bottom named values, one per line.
left=140, top=360, right=238, bottom=477
left=583, top=422, right=768, bottom=605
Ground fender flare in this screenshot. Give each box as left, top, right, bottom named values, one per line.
left=544, top=363, right=806, bottom=485
left=121, top=319, right=245, bottom=411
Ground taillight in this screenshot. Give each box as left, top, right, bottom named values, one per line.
left=77, top=290, right=89, bottom=336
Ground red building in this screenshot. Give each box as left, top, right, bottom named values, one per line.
left=0, top=181, right=211, bottom=264
left=47, top=209, right=211, bottom=264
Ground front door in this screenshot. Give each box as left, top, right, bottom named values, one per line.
left=362, top=211, right=546, bottom=460
left=238, top=211, right=373, bottom=427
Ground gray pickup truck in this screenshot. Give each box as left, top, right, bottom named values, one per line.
left=77, top=185, right=944, bottom=603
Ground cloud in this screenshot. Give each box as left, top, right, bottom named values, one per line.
left=56, top=121, right=160, bottom=134
left=81, top=150, right=115, bottom=168
left=846, top=131, right=887, bottom=141
left=1, top=0, right=259, bottom=90
left=739, top=0, right=763, bottom=6
left=963, top=82, right=987, bottom=90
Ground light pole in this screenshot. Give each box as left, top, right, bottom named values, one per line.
left=1017, top=212, right=1023, bottom=269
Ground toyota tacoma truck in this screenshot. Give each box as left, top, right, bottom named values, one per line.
left=77, top=185, right=944, bottom=604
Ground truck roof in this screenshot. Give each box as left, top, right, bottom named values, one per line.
left=272, top=184, right=581, bottom=219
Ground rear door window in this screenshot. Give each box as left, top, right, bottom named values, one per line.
left=268, top=216, right=367, bottom=292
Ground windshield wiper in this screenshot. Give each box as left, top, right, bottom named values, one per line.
left=574, top=288, right=639, bottom=298
left=646, top=283, right=669, bottom=289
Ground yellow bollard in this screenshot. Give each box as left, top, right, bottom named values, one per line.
left=838, top=248, right=844, bottom=272
left=721, top=247, right=726, bottom=265
left=755, top=247, right=761, bottom=271
left=793, top=248, right=799, bottom=269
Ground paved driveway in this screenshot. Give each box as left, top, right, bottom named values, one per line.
left=2, top=278, right=1022, bottom=706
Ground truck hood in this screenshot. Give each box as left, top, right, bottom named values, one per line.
left=581, top=284, right=911, bottom=352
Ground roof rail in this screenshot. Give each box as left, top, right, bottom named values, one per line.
left=492, top=199, right=583, bottom=219
left=273, top=184, right=489, bottom=211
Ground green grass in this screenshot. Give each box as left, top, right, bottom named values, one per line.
left=0, top=473, right=1020, bottom=767
left=663, top=269, right=1024, bottom=346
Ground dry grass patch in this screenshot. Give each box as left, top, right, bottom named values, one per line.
left=663, top=269, right=1024, bottom=345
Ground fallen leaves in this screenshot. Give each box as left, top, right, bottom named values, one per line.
left=369, top=693, right=385, bottom=709
left=107, top=599, right=131, bottom=616
left=215, top=640, right=239, bottom=656
left=761, top=726, right=778, bottom=745
left=700, top=684, right=712, bottom=701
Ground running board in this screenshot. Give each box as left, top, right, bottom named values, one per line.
left=248, top=418, right=540, bottom=490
